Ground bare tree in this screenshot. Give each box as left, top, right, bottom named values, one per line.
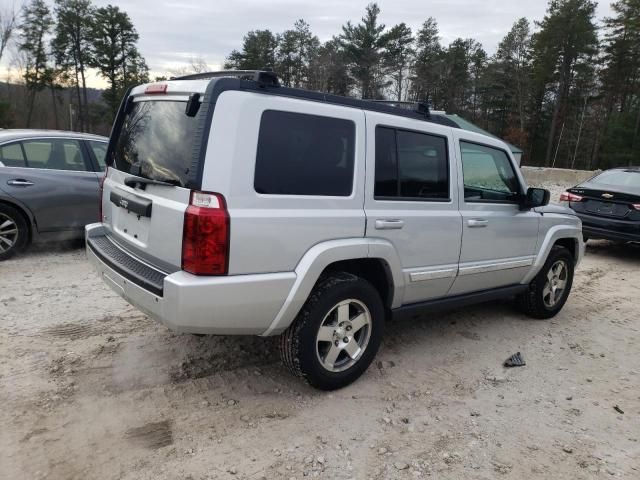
left=0, top=2, right=18, bottom=63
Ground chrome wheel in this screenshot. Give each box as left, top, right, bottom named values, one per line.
left=543, top=260, right=568, bottom=308
left=315, top=299, right=372, bottom=373
left=0, top=213, right=18, bottom=254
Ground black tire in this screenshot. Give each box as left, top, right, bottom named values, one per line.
left=280, top=272, right=385, bottom=390
left=0, top=203, right=29, bottom=261
left=517, top=246, right=574, bottom=319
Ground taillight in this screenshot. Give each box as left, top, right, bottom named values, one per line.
left=182, top=191, right=229, bottom=275
left=98, top=167, right=107, bottom=221
left=559, top=191, right=583, bottom=202
left=633, top=204, right=640, bottom=210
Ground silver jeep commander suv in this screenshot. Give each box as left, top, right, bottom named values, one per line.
left=86, top=70, right=584, bottom=390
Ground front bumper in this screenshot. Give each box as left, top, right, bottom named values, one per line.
left=85, top=224, right=296, bottom=335
left=576, top=213, right=640, bottom=242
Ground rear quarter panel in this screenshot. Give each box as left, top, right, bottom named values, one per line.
left=204, top=91, right=367, bottom=275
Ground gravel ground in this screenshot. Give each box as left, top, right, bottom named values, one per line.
left=1, top=184, right=639, bottom=480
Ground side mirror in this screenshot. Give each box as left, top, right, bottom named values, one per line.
left=522, top=187, right=550, bottom=209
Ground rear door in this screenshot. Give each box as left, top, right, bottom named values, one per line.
left=364, top=112, right=462, bottom=304
left=0, top=138, right=100, bottom=232
left=449, top=133, right=539, bottom=295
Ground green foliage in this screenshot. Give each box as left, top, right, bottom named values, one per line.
left=338, top=3, right=388, bottom=98
left=224, top=30, right=278, bottom=70
left=90, top=5, right=148, bottom=117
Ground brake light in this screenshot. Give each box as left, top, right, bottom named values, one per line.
left=144, top=83, right=168, bottom=94
left=98, top=167, right=107, bottom=221
left=559, top=191, right=583, bottom=202
left=182, top=191, right=229, bottom=275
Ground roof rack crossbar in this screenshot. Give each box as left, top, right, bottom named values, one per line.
left=169, top=69, right=279, bottom=86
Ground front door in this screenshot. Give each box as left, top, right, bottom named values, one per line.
left=449, top=134, right=540, bottom=295
left=364, top=112, right=462, bottom=305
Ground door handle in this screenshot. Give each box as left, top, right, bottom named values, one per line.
left=467, top=218, right=488, bottom=228
left=7, top=179, right=34, bottom=187
left=375, top=219, right=404, bottom=230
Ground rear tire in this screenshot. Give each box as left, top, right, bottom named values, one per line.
left=0, top=204, right=28, bottom=261
left=280, top=272, right=384, bottom=390
left=517, top=246, right=574, bottom=319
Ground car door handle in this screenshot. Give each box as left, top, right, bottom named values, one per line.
left=7, top=179, right=35, bottom=187
left=375, top=219, right=404, bottom=230
left=468, top=218, right=488, bottom=228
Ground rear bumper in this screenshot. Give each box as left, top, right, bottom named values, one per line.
left=85, top=224, right=296, bottom=335
left=576, top=213, right=640, bottom=242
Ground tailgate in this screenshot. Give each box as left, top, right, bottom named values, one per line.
left=102, top=168, right=191, bottom=271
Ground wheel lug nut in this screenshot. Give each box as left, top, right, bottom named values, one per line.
left=334, top=340, right=339, bottom=346
left=346, top=326, right=352, bottom=331
left=343, top=337, right=349, bottom=343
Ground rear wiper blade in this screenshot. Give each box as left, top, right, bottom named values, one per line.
left=124, top=176, right=182, bottom=189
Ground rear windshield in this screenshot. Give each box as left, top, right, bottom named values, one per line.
left=590, top=170, right=640, bottom=191
left=112, top=100, right=197, bottom=186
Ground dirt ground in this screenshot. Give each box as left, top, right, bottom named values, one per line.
left=1, top=182, right=639, bottom=480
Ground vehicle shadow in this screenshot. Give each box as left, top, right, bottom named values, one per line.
left=585, top=239, right=640, bottom=262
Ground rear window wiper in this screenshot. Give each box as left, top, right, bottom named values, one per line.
left=124, top=176, right=182, bottom=189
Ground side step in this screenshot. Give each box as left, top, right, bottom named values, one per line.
left=392, top=284, right=528, bottom=320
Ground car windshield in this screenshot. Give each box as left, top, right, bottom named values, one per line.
left=590, top=170, right=640, bottom=191
left=112, top=100, right=198, bottom=187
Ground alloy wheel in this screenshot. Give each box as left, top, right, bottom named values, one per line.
left=315, top=299, right=372, bottom=373
left=0, top=213, right=18, bottom=254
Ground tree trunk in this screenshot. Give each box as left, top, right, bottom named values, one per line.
left=26, top=89, right=36, bottom=128
left=50, top=85, right=59, bottom=130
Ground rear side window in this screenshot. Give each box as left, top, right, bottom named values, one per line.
left=22, top=139, right=89, bottom=171
left=374, top=126, right=449, bottom=200
left=0, top=143, right=26, bottom=167
left=112, top=100, right=197, bottom=186
left=254, top=110, right=356, bottom=196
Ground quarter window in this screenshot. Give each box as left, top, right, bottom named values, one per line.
left=254, top=110, right=356, bottom=196
left=374, top=126, right=449, bottom=200
left=460, top=141, right=520, bottom=202
left=0, top=143, right=26, bottom=167
left=22, top=139, right=90, bottom=171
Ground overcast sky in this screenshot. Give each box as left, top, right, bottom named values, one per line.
left=3, top=0, right=615, bottom=87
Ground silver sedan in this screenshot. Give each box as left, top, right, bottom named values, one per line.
left=0, top=130, right=108, bottom=260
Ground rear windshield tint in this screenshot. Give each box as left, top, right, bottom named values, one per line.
left=590, top=170, right=640, bottom=191
left=112, top=100, right=197, bottom=186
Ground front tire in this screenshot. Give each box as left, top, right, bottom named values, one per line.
left=517, top=246, right=574, bottom=319
left=280, top=272, right=385, bottom=390
left=0, top=204, right=28, bottom=261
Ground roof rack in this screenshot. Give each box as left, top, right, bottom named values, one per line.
left=367, top=100, right=430, bottom=118
left=170, top=69, right=279, bottom=86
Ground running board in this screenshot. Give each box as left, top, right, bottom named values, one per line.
left=392, top=284, right=528, bottom=320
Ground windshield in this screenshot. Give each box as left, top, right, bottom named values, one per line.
left=590, top=169, right=640, bottom=191
left=112, top=100, right=198, bottom=187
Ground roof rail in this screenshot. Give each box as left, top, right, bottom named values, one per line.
left=169, top=69, right=280, bottom=86
left=367, top=100, right=430, bottom=118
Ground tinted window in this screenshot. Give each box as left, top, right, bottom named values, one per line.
left=89, top=140, right=107, bottom=171
left=254, top=110, right=355, bottom=196
left=374, top=126, right=449, bottom=200
left=22, top=139, right=89, bottom=171
left=0, top=143, right=26, bottom=167
left=113, top=100, right=198, bottom=186
left=460, top=141, right=520, bottom=202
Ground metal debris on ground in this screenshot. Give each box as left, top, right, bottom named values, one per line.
left=504, top=352, right=526, bottom=367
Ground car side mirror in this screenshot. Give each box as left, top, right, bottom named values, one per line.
left=522, top=187, right=550, bottom=209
